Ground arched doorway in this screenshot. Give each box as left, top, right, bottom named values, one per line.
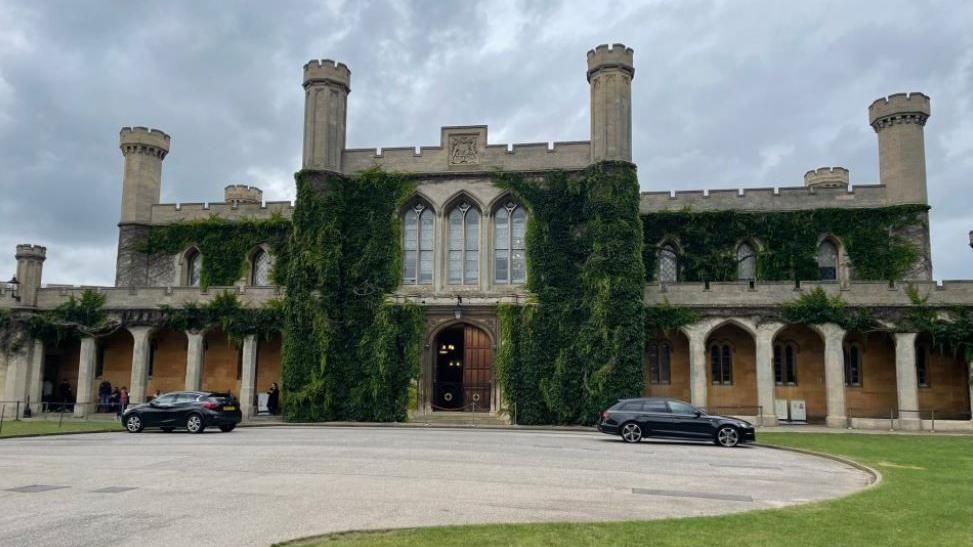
left=432, top=323, right=493, bottom=412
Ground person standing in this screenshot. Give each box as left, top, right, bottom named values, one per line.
left=267, top=383, right=280, bottom=416
left=118, top=387, right=129, bottom=418
left=98, top=380, right=112, bottom=413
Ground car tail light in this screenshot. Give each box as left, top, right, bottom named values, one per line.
left=202, top=401, right=220, bottom=410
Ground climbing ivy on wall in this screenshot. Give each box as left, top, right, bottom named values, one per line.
left=642, top=205, right=927, bottom=282
left=905, top=287, right=973, bottom=373
left=280, top=168, right=424, bottom=422
left=159, top=291, right=284, bottom=345
left=779, top=287, right=876, bottom=331
left=27, top=289, right=116, bottom=347
left=137, top=215, right=291, bottom=288
left=495, top=161, right=646, bottom=425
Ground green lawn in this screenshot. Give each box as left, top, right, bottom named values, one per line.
left=0, top=419, right=122, bottom=438
left=284, top=432, right=973, bottom=547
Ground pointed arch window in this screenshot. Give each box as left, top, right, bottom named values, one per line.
left=817, top=239, right=838, bottom=281
left=403, top=203, right=434, bottom=285
left=495, top=201, right=526, bottom=284
left=710, top=343, right=733, bottom=384
left=250, top=248, right=273, bottom=286
left=843, top=343, right=862, bottom=386
left=448, top=201, right=480, bottom=284
left=659, top=244, right=678, bottom=283
left=185, top=249, right=202, bottom=287
left=737, top=242, right=756, bottom=281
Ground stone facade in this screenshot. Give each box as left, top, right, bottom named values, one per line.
left=1, top=43, right=970, bottom=429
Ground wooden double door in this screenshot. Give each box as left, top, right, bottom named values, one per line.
left=462, top=324, right=493, bottom=411
left=433, top=324, right=493, bottom=411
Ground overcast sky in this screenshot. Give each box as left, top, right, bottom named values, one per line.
left=1, top=0, right=972, bottom=286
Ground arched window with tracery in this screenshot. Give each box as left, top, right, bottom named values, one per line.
left=403, top=202, right=434, bottom=285
left=447, top=201, right=480, bottom=284
left=737, top=242, right=756, bottom=281
left=817, top=239, right=838, bottom=281
left=250, top=248, right=273, bottom=286
left=185, top=248, right=201, bottom=287
left=647, top=340, right=672, bottom=385
left=659, top=244, right=678, bottom=283
left=495, top=201, right=526, bottom=284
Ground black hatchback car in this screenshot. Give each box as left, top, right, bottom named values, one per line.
left=122, top=391, right=242, bottom=434
left=597, top=397, right=755, bottom=447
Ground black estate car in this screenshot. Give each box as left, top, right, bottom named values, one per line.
left=597, top=397, right=755, bottom=447
left=122, top=391, right=242, bottom=434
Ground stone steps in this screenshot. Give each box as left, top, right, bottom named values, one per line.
left=409, top=412, right=509, bottom=426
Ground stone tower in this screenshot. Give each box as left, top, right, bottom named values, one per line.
left=868, top=92, right=931, bottom=205
left=119, top=127, right=170, bottom=224
left=587, top=43, right=635, bottom=163
left=116, top=126, right=170, bottom=287
left=14, top=244, right=46, bottom=308
left=302, top=59, right=350, bottom=172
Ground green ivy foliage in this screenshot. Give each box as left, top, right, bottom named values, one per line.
left=159, top=291, right=283, bottom=345
left=780, top=287, right=876, bottom=331
left=280, top=168, right=424, bottom=422
left=496, top=161, right=646, bottom=425
left=28, top=289, right=112, bottom=346
left=906, top=287, right=973, bottom=372
left=137, top=215, right=291, bottom=288
left=644, top=301, right=697, bottom=334
left=642, top=205, right=927, bottom=282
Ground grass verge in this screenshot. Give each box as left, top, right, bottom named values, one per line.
left=0, top=419, right=122, bottom=438
left=283, top=432, right=973, bottom=547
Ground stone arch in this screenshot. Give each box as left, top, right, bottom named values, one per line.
left=816, top=234, right=849, bottom=282
left=705, top=320, right=758, bottom=413
left=421, top=317, right=498, bottom=414
left=441, top=190, right=486, bottom=217
left=246, top=243, right=274, bottom=286
left=772, top=324, right=827, bottom=422
left=145, top=327, right=188, bottom=395
left=178, top=246, right=202, bottom=287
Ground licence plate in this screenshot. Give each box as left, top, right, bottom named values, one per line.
left=223, top=405, right=236, bottom=411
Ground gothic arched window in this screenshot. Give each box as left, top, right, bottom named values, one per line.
left=185, top=248, right=201, bottom=287
left=817, top=239, right=838, bottom=281
left=495, top=201, right=526, bottom=284
left=843, top=343, right=862, bottom=386
left=403, top=203, right=434, bottom=285
left=737, top=242, right=756, bottom=281
left=251, top=249, right=273, bottom=286
left=648, top=340, right=672, bottom=385
left=447, top=202, right=480, bottom=284
left=773, top=342, right=797, bottom=384
left=710, top=342, right=733, bottom=384
left=659, top=244, right=678, bottom=283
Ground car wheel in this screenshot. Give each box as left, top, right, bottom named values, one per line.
left=124, top=414, right=144, bottom=433
left=219, top=424, right=236, bottom=433
left=715, top=426, right=740, bottom=447
left=620, top=422, right=643, bottom=443
left=186, top=413, right=206, bottom=434
left=161, top=427, right=174, bottom=433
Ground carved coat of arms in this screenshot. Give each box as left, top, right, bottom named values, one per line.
left=448, top=135, right=478, bottom=165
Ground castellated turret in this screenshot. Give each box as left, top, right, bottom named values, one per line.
left=14, top=244, right=46, bottom=307
left=587, top=43, right=634, bottom=163
left=869, top=92, right=931, bottom=205
left=119, top=127, right=170, bottom=225
left=225, top=184, right=263, bottom=205
left=804, top=167, right=849, bottom=189
left=302, top=59, right=350, bottom=172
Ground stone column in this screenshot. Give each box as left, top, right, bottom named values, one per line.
left=74, top=337, right=97, bottom=418
left=27, top=339, right=43, bottom=414
left=185, top=331, right=204, bottom=391
left=816, top=323, right=847, bottom=428
left=755, top=323, right=783, bottom=426
left=685, top=325, right=709, bottom=409
left=2, top=344, right=31, bottom=417
left=894, top=332, right=921, bottom=431
left=239, top=335, right=258, bottom=420
left=128, top=327, right=153, bottom=405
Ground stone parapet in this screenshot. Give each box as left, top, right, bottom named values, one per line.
left=640, top=184, right=888, bottom=213
left=150, top=201, right=293, bottom=224
left=120, top=126, right=170, bottom=157
left=868, top=92, right=930, bottom=130
left=303, top=59, right=351, bottom=90
left=34, top=286, right=281, bottom=310
left=645, top=280, right=973, bottom=308
left=804, top=167, right=849, bottom=189
left=224, top=184, right=263, bottom=204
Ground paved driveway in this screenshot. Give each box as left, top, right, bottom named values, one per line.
left=0, top=427, right=871, bottom=546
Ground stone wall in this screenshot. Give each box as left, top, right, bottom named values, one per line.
left=640, top=184, right=888, bottom=213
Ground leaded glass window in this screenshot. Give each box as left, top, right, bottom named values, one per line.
left=737, top=243, right=756, bottom=280
left=659, top=245, right=678, bottom=283
left=448, top=202, right=480, bottom=284
left=251, top=249, right=273, bottom=286
left=648, top=341, right=671, bottom=384
left=710, top=343, right=733, bottom=384
left=818, top=240, right=838, bottom=281
left=844, top=343, right=862, bottom=386
left=916, top=344, right=929, bottom=387
left=495, top=202, right=526, bottom=284
left=186, top=249, right=201, bottom=287
left=403, top=203, right=434, bottom=285
left=773, top=343, right=797, bottom=384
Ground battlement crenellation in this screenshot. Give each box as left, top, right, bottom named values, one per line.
left=868, top=92, right=931, bottom=128
left=640, top=183, right=887, bottom=213
left=303, top=59, right=351, bottom=89
left=804, top=166, right=850, bottom=188
left=586, top=43, right=635, bottom=81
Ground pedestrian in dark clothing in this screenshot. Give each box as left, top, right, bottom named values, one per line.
left=58, top=380, right=73, bottom=412
left=98, top=380, right=112, bottom=413
left=267, top=383, right=280, bottom=415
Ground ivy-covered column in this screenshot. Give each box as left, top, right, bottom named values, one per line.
left=2, top=341, right=31, bottom=417
left=815, top=323, right=847, bottom=428
left=239, top=335, right=258, bottom=420
left=74, top=336, right=97, bottom=418
left=27, top=339, right=44, bottom=415
left=185, top=331, right=204, bottom=391
left=894, top=332, right=921, bottom=431
left=128, top=327, right=153, bottom=405
left=755, top=322, right=783, bottom=426
left=685, top=325, right=709, bottom=408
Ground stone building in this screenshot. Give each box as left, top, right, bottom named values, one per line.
left=1, top=43, right=971, bottom=431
